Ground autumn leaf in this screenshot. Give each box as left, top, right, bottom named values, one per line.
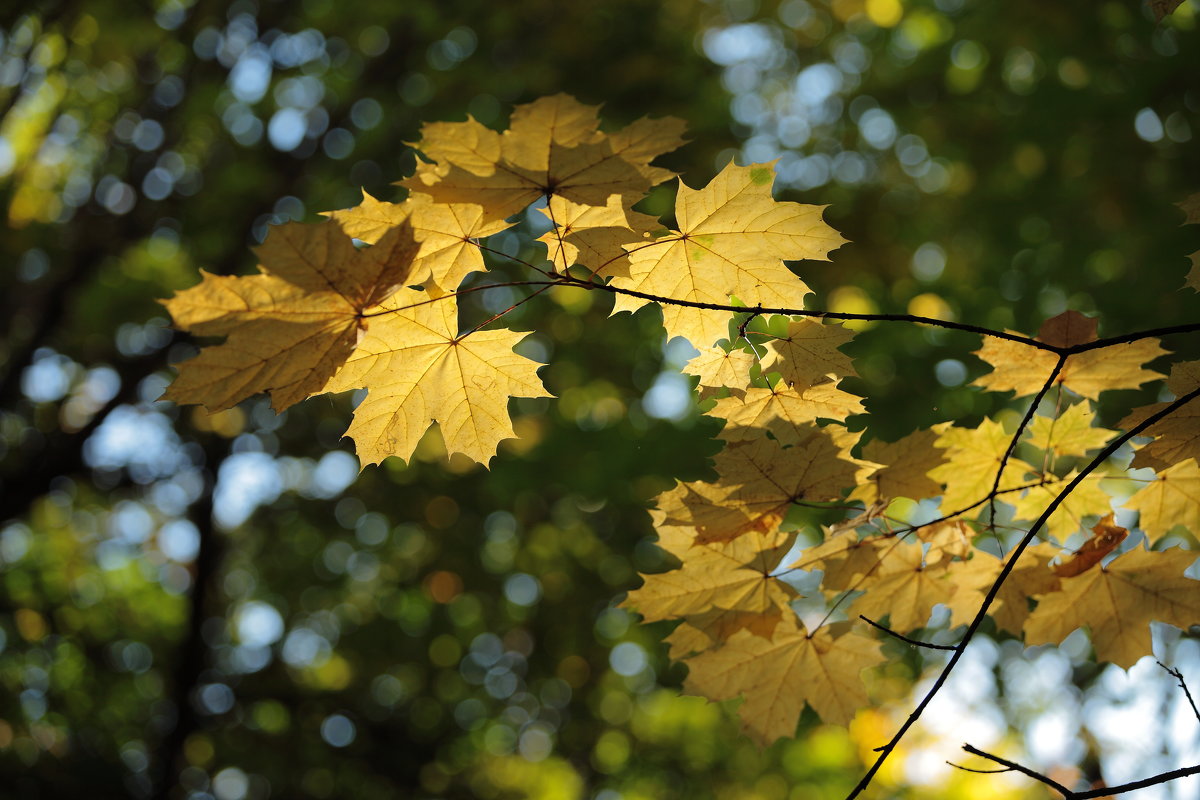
left=537, top=194, right=659, bottom=277
left=1024, top=546, right=1200, bottom=668
left=1009, top=472, right=1113, bottom=542
left=850, top=428, right=947, bottom=505
left=788, top=530, right=893, bottom=590
left=684, top=343, right=757, bottom=391
left=1120, top=361, right=1200, bottom=470
left=711, top=383, right=863, bottom=444
left=163, top=219, right=419, bottom=413
left=324, top=290, right=551, bottom=466
left=944, top=545, right=1060, bottom=635
left=973, top=312, right=1166, bottom=399
left=1052, top=513, right=1128, bottom=578
left=610, top=161, right=846, bottom=346
left=622, top=517, right=797, bottom=632
left=758, top=317, right=856, bottom=390
left=1124, top=458, right=1200, bottom=541
left=848, top=541, right=955, bottom=632
left=928, top=418, right=1038, bottom=512
left=683, top=617, right=883, bottom=744
left=401, top=94, right=683, bottom=223
left=323, top=192, right=513, bottom=294
left=658, top=429, right=859, bottom=544
left=1027, top=402, right=1114, bottom=460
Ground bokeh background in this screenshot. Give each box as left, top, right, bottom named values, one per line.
left=1, top=1, right=1199, bottom=798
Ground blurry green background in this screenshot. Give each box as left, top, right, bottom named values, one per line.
left=0, top=1, right=1198, bottom=798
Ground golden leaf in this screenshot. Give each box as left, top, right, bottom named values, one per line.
left=1024, top=547, right=1200, bottom=668
left=1027, top=402, right=1114, bottom=459
left=323, top=192, right=513, bottom=294
left=851, top=428, right=947, bottom=505
left=684, top=344, right=757, bottom=391
left=1120, top=361, right=1200, bottom=470
left=325, top=290, right=551, bottom=466
left=758, top=317, right=856, bottom=390
left=537, top=194, right=658, bottom=277
left=1124, top=458, right=1200, bottom=541
left=683, top=617, right=883, bottom=744
left=928, top=418, right=1037, bottom=513
left=163, top=220, right=418, bottom=413
left=711, top=383, right=863, bottom=444
left=848, top=541, right=955, bottom=632
left=942, top=544, right=1059, bottom=635
left=610, top=161, right=846, bottom=346
left=1008, top=472, right=1113, bottom=542
left=659, top=430, right=859, bottom=544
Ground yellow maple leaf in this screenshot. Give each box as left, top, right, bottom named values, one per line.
left=1027, top=402, right=1114, bottom=459
left=928, top=418, right=1038, bottom=513
left=1120, top=361, right=1200, bottom=470
left=759, top=317, right=856, bottom=390
left=537, top=194, right=658, bottom=277
left=973, top=312, right=1166, bottom=399
left=658, top=430, right=859, bottom=544
left=323, top=192, right=513, bottom=294
left=325, top=290, right=551, bottom=466
left=683, top=618, right=883, bottom=744
left=610, top=161, right=846, bottom=346
left=1008, top=472, right=1113, bottom=542
left=848, top=541, right=955, bottom=632
left=402, top=94, right=683, bottom=223
left=1124, top=458, right=1200, bottom=541
left=943, top=545, right=1059, bottom=635
left=850, top=428, right=947, bottom=505
left=622, top=520, right=797, bottom=628
left=163, top=220, right=418, bottom=413
left=684, top=343, right=757, bottom=391
left=711, top=383, right=863, bottom=444
left=1024, top=546, right=1200, bottom=668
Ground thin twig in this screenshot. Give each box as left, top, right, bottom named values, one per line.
left=858, top=616, right=956, bottom=651
left=1158, top=662, right=1200, bottom=726
left=960, top=745, right=1075, bottom=797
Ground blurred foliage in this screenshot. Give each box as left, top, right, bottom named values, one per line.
left=0, top=0, right=1196, bottom=799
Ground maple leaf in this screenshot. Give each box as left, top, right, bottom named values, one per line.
left=610, top=161, right=846, bottom=346
left=401, top=94, right=683, bottom=223
left=323, top=192, right=513, bottom=295
left=683, top=617, right=883, bottom=744
left=973, top=312, right=1166, bottom=399
left=1024, top=546, right=1200, bottom=668
left=710, top=383, right=863, bottom=444
left=622, top=518, right=797, bottom=633
left=1052, top=513, right=1128, bottom=578
left=944, top=545, right=1060, bottom=635
left=684, top=343, right=757, bottom=391
left=536, top=194, right=659, bottom=277
left=1009, top=472, right=1113, bottom=542
left=658, top=429, right=859, bottom=544
left=917, top=519, right=974, bottom=560
left=1027, top=402, right=1114, bottom=460
left=758, top=317, right=856, bottom=390
left=848, top=541, right=955, bottom=632
left=787, top=530, right=892, bottom=589
left=1124, top=458, right=1200, bottom=541
left=928, top=418, right=1038, bottom=512
left=850, top=428, right=947, bottom=505
left=163, top=220, right=418, bottom=413
left=324, top=290, right=551, bottom=466
left=1120, top=361, right=1200, bottom=470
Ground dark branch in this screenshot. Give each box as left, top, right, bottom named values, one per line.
left=962, top=743, right=1200, bottom=800
left=1158, top=661, right=1200, bottom=726
left=858, top=616, right=956, bottom=651
left=960, top=745, right=1075, bottom=797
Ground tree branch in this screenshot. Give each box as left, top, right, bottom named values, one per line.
left=858, top=616, right=956, bottom=650
left=1158, top=661, right=1200, bottom=726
